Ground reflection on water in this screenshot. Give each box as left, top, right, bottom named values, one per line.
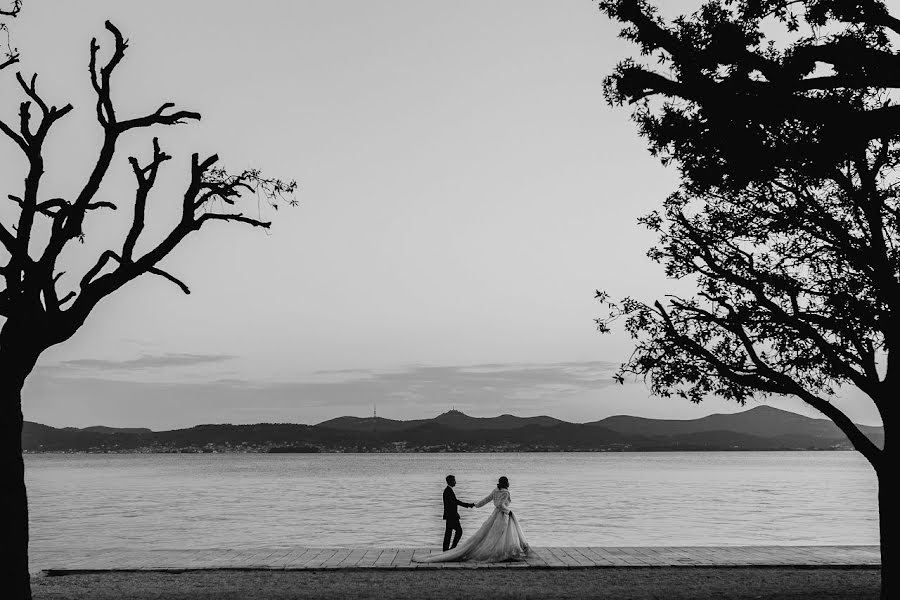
left=26, top=452, right=877, bottom=562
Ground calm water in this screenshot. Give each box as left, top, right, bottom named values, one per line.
left=26, top=452, right=878, bottom=568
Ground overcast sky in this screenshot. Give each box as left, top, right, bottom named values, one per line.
left=1, top=1, right=884, bottom=429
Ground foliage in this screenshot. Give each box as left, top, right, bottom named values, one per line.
left=596, top=0, right=898, bottom=467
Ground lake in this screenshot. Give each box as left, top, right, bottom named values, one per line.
left=25, top=451, right=878, bottom=570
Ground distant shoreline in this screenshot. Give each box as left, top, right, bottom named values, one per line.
left=24, top=406, right=881, bottom=454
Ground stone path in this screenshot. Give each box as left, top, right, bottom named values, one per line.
left=37, top=546, right=880, bottom=575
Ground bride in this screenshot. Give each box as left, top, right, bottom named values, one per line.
left=416, top=476, right=530, bottom=563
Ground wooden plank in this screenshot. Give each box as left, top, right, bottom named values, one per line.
left=203, top=549, right=246, bottom=568
left=322, top=549, right=352, bottom=568
left=614, top=547, right=658, bottom=566
left=354, top=549, right=384, bottom=568
left=303, top=549, right=338, bottom=568
left=262, top=548, right=292, bottom=562
left=634, top=547, right=680, bottom=566
left=374, top=549, right=399, bottom=566
left=572, top=546, right=609, bottom=567
left=547, top=547, right=579, bottom=568
left=534, top=547, right=566, bottom=567
left=159, top=550, right=200, bottom=568
left=411, top=548, right=434, bottom=564
left=66, top=549, right=121, bottom=570
left=523, top=549, right=549, bottom=567
left=591, top=547, right=634, bottom=566
left=338, top=548, right=368, bottom=567
left=561, top=548, right=590, bottom=567
left=281, top=548, right=316, bottom=568
left=241, top=550, right=274, bottom=567
left=562, top=547, right=596, bottom=567
left=705, top=547, right=749, bottom=566
left=393, top=549, right=415, bottom=567
left=225, top=549, right=264, bottom=568
left=576, top=547, right=615, bottom=566
left=179, top=548, right=220, bottom=569
left=36, top=545, right=883, bottom=572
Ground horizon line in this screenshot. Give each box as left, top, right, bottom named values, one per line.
left=28, top=404, right=882, bottom=433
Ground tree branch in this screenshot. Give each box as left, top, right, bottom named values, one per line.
left=57, top=291, right=76, bottom=306
left=0, top=1, right=21, bottom=71
left=123, top=138, right=170, bottom=261
left=146, top=265, right=190, bottom=294
left=196, top=212, right=272, bottom=229
left=0, top=219, right=15, bottom=254
left=34, top=197, right=69, bottom=216
left=653, top=301, right=785, bottom=394
left=656, top=298, right=883, bottom=462
left=117, top=102, right=200, bottom=132
left=0, top=114, right=27, bottom=152
left=0, top=0, right=22, bottom=18
left=42, top=21, right=199, bottom=271
left=675, top=212, right=879, bottom=396
left=79, top=250, right=121, bottom=290
left=777, top=381, right=884, bottom=464
left=0, top=54, right=17, bottom=71
left=88, top=21, right=127, bottom=127
left=85, top=201, right=117, bottom=211
left=16, top=72, right=48, bottom=116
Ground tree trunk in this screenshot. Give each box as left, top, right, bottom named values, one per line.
left=1, top=361, right=31, bottom=600
left=879, top=468, right=890, bottom=600
left=0, top=319, right=41, bottom=600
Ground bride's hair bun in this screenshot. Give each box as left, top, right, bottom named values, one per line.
left=497, top=476, right=509, bottom=489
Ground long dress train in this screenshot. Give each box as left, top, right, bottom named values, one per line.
left=415, top=487, right=530, bottom=563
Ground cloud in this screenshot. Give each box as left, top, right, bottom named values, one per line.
left=350, top=362, right=622, bottom=390
left=56, top=353, right=235, bottom=371
left=23, top=360, right=629, bottom=429
left=313, top=368, right=373, bottom=375
left=26, top=357, right=878, bottom=430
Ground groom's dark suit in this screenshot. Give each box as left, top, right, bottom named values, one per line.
left=442, top=485, right=472, bottom=551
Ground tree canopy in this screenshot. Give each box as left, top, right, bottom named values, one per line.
left=598, top=0, right=895, bottom=466
left=598, top=6, right=897, bottom=595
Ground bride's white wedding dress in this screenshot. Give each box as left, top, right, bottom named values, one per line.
left=416, top=487, right=530, bottom=563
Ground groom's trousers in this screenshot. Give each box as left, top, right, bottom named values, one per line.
left=443, top=517, right=462, bottom=552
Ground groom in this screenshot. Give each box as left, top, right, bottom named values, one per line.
left=442, top=474, right=475, bottom=551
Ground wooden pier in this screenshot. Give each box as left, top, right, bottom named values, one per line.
left=36, top=545, right=880, bottom=575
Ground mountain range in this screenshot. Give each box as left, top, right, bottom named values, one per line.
left=22, top=406, right=884, bottom=453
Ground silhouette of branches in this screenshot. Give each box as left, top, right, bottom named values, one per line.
left=600, top=0, right=900, bottom=191
left=598, top=0, right=896, bottom=463
left=0, top=1, right=21, bottom=71
left=0, top=17, right=296, bottom=600
left=599, top=9, right=896, bottom=595
left=0, top=20, right=296, bottom=332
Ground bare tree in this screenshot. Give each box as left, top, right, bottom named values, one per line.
left=0, top=21, right=296, bottom=599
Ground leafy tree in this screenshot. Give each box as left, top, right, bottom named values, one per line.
left=0, top=22, right=295, bottom=599
left=598, top=1, right=894, bottom=597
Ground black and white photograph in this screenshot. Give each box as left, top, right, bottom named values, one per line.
left=1, top=1, right=890, bottom=598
